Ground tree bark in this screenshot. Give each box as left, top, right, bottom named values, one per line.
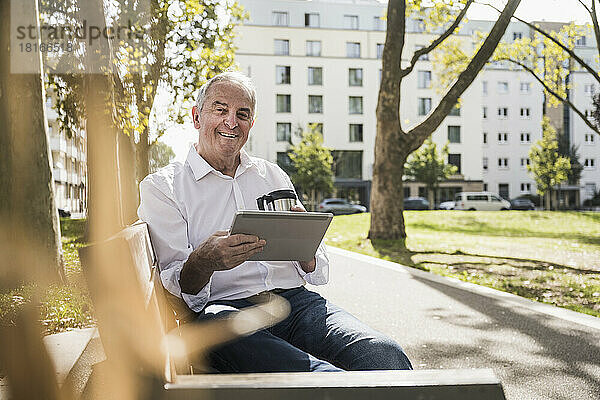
left=370, top=0, right=521, bottom=240
left=119, top=131, right=139, bottom=225
left=136, top=127, right=150, bottom=183
left=0, top=0, right=64, bottom=286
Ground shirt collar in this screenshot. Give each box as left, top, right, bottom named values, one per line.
left=186, top=145, right=256, bottom=181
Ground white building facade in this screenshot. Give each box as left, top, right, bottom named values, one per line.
left=47, top=95, right=88, bottom=215
left=233, top=0, right=599, bottom=207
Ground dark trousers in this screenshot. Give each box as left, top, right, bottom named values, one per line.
left=197, top=287, right=413, bottom=373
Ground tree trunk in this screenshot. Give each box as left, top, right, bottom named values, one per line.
left=119, top=132, right=139, bottom=225
left=545, top=191, right=551, bottom=211
left=427, top=186, right=435, bottom=210
left=0, top=0, right=64, bottom=286
left=136, top=126, right=150, bottom=183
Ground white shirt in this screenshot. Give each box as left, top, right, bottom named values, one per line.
left=138, top=146, right=329, bottom=312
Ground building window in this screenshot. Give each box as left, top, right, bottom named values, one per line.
left=305, top=13, right=320, bottom=27
left=585, top=84, right=596, bottom=93
left=585, top=183, right=596, bottom=197
left=448, top=153, right=461, bottom=174
left=272, top=11, right=289, bottom=26
left=373, top=16, right=385, bottom=31
left=498, top=157, right=509, bottom=169
left=277, top=152, right=294, bottom=175
left=418, top=70, right=432, bottom=88
left=521, top=183, right=531, bottom=193
left=276, top=94, right=291, bottom=113
left=418, top=98, right=432, bottom=116
left=349, top=97, right=363, bottom=114
left=349, top=68, right=363, bottom=86
left=498, top=81, right=509, bottom=94
left=415, top=45, right=429, bottom=60
left=349, top=124, right=363, bottom=142
left=483, top=157, right=488, bottom=171
left=584, top=158, right=596, bottom=169
left=482, top=81, right=488, bottom=95
left=276, top=66, right=290, bottom=84
left=308, top=123, right=323, bottom=135
left=498, top=107, right=508, bottom=118
left=346, top=42, right=361, bottom=58
left=344, top=15, right=359, bottom=30
left=585, top=133, right=596, bottom=144
left=520, top=132, right=531, bottom=143
left=513, top=32, right=523, bottom=40
left=448, top=126, right=461, bottom=143
left=376, top=43, right=384, bottom=59
left=483, top=132, right=488, bottom=144
left=332, top=150, right=362, bottom=179
left=498, top=132, right=508, bottom=143
left=520, top=158, right=531, bottom=168
left=274, top=39, right=289, bottom=55
left=449, top=102, right=461, bottom=116
left=520, top=82, right=531, bottom=94
left=576, top=35, right=587, bottom=46
left=483, top=106, right=488, bottom=119
left=308, top=95, right=323, bottom=113
left=306, top=40, right=321, bottom=56
left=520, top=107, right=530, bottom=118
left=308, top=67, right=323, bottom=85
left=276, top=123, right=291, bottom=142
left=414, top=18, right=425, bottom=32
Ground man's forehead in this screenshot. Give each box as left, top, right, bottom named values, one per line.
left=206, top=82, right=252, bottom=107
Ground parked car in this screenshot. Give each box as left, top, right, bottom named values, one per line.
left=403, top=197, right=430, bottom=210
left=454, top=192, right=510, bottom=211
left=317, top=198, right=367, bottom=215
left=58, top=208, right=71, bottom=218
left=437, top=201, right=455, bottom=210
left=510, top=198, right=535, bottom=210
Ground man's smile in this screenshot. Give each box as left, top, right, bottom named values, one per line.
left=218, top=131, right=238, bottom=139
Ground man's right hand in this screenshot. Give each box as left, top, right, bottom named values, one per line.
left=179, top=231, right=266, bottom=295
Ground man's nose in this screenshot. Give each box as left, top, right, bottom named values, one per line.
left=224, top=112, right=238, bottom=129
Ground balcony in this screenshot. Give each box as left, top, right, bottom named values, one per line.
left=53, top=168, right=67, bottom=182
left=50, top=136, right=67, bottom=153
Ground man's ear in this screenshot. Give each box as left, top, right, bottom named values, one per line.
left=192, top=105, right=201, bottom=129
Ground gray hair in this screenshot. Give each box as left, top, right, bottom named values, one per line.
left=195, top=71, right=257, bottom=119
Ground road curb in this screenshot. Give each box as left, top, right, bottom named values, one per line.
left=327, top=246, right=600, bottom=331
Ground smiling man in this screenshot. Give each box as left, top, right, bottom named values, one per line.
left=138, top=71, right=412, bottom=373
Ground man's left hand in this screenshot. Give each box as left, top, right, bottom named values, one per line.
left=290, top=204, right=316, bottom=273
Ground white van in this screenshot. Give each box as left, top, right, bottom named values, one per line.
left=454, top=192, right=511, bottom=211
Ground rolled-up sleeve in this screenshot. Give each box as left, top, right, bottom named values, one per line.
left=138, top=174, right=211, bottom=312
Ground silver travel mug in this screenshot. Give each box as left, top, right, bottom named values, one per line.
left=256, top=189, right=297, bottom=211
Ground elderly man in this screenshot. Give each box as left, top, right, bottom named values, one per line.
left=138, top=71, right=412, bottom=373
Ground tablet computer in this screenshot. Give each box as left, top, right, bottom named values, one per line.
left=229, top=211, right=333, bottom=261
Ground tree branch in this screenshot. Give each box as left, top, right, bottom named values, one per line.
left=497, top=57, right=600, bottom=136
left=590, top=0, right=600, bottom=61
left=480, top=1, right=600, bottom=85
left=407, top=0, right=522, bottom=150
left=577, top=0, right=592, bottom=13
left=400, top=0, right=474, bottom=79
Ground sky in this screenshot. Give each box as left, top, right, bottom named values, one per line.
left=160, top=0, right=595, bottom=162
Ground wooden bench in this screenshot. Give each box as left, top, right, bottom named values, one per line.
left=79, top=222, right=507, bottom=399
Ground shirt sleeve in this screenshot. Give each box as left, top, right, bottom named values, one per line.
left=138, top=173, right=211, bottom=312
left=275, top=164, right=330, bottom=285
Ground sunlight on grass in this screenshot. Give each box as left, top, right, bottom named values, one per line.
left=325, top=211, right=600, bottom=317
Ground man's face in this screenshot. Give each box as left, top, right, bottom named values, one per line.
left=192, top=81, right=254, bottom=163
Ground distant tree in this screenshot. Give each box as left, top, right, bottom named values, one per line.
left=557, top=132, right=583, bottom=185
left=528, top=118, right=571, bottom=210
left=370, top=0, right=521, bottom=240
left=149, top=142, right=175, bottom=173
left=404, top=139, right=457, bottom=209
left=289, top=126, right=334, bottom=211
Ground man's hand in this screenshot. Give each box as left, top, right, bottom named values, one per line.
left=180, top=231, right=265, bottom=294
left=290, top=205, right=317, bottom=273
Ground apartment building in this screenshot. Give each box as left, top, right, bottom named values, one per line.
left=46, top=94, right=88, bottom=215
left=234, top=0, right=598, bottom=207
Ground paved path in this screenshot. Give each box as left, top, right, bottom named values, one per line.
left=314, top=247, right=600, bottom=400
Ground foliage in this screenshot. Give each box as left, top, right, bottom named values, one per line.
left=557, top=132, right=583, bottom=185
left=149, top=141, right=176, bottom=173
left=527, top=117, right=571, bottom=197
left=404, top=139, right=457, bottom=207
left=289, top=125, right=334, bottom=209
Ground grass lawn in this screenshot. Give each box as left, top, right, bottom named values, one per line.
left=325, top=211, right=600, bottom=317
left=0, top=219, right=94, bottom=334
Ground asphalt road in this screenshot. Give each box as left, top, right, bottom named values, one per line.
left=313, top=247, right=600, bottom=400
